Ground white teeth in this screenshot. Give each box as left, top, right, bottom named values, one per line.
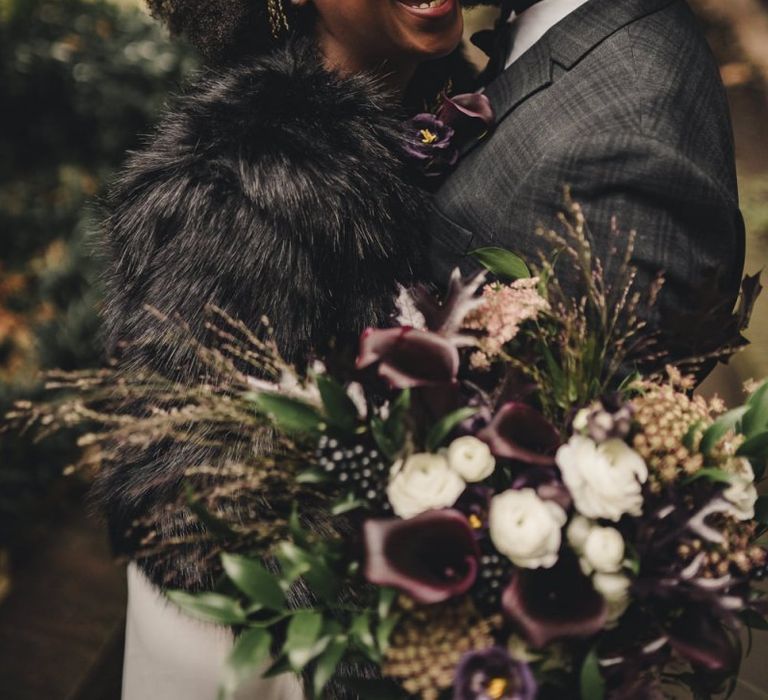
left=411, top=0, right=446, bottom=9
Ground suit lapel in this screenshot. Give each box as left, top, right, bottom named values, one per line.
left=459, top=0, right=677, bottom=160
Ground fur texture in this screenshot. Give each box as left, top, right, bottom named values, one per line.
left=96, top=38, right=430, bottom=592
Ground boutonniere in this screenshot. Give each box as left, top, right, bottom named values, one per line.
left=403, top=92, right=495, bottom=178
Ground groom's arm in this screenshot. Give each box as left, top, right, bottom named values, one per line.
left=516, top=129, right=745, bottom=359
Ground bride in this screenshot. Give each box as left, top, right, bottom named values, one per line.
left=97, top=0, right=470, bottom=697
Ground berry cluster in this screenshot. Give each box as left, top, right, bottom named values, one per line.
left=315, top=435, right=392, bottom=514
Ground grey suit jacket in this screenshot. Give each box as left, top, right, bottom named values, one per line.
left=429, top=0, right=745, bottom=362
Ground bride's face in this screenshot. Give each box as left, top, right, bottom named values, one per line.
left=310, top=0, right=464, bottom=66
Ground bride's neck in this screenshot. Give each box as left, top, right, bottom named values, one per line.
left=316, top=28, right=418, bottom=94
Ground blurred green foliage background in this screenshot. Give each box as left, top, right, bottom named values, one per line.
left=0, top=0, right=766, bottom=567
left=0, top=0, right=197, bottom=555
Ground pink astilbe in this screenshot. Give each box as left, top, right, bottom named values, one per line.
left=464, top=278, right=550, bottom=369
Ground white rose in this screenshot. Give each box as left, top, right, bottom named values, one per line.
left=446, top=436, right=496, bottom=482
left=387, top=453, right=465, bottom=519
left=723, top=458, right=758, bottom=521
left=489, top=489, right=567, bottom=569
left=582, top=526, right=625, bottom=574
left=566, top=514, right=596, bottom=552
left=556, top=436, right=648, bottom=521
left=593, top=572, right=631, bottom=626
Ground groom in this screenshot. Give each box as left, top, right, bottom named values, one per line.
left=431, top=0, right=745, bottom=361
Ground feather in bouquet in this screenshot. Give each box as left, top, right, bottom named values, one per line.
left=8, top=200, right=767, bottom=700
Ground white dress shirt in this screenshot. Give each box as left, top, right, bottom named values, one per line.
left=506, top=0, right=591, bottom=68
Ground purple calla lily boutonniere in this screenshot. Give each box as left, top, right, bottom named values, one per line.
left=403, top=92, right=495, bottom=177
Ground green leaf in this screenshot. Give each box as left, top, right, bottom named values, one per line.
left=470, top=247, right=531, bottom=280
left=276, top=542, right=312, bottom=586
left=375, top=614, right=400, bottom=654
left=331, top=494, right=367, bottom=516
left=377, top=587, right=397, bottom=620
left=249, top=391, right=323, bottom=435
left=297, top=469, right=328, bottom=485
left=743, top=381, right=768, bottom=437
left=219, top=628, right=273, bottom=700
left=350, top=613, right=378, bottom=661
left=167, top=591, right=247, bottom=626
left=371, top=416, right=399, bottom=462
left=737, top=432, right=768, bottom=459
left=580, top=648, right=605, bottom=700
left=741, top=609, right=768, bottom=631
left=313, top=637, right=348, bottom=697
left=683, top=421, right=705, bottom=452
left=699, top=406, right=750, bottom=455
left=221, top=553, right=285, bottom=611
left=425, top=407, right=479, bottom=452
left=285, top=611, right=326, bottom=671
left=316, top=374, right=359, bottom=434
left=682, top=468, right=735, bottom=486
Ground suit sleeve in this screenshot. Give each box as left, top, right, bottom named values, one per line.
left=516, top=130, right=745, bottom=359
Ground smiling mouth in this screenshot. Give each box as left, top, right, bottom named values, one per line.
left=395, top=0, right=455, bottom=20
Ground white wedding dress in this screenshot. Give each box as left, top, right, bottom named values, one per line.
left=122, top=563, right=305, bottom=700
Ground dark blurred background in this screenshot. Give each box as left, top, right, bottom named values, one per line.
left=0, top=0, right=766, bottom=697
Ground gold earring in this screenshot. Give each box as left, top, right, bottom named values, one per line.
left=267, top=0, right=290, bottom=39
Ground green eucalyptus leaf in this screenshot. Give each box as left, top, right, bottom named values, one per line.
left=425, top=407, right=479, bottom=452
left=250, top=391, right=323, bottom=435
left=350, top=613, right=378, bottom=660
left=218, top=628, right=273, bottom=700
left=743, top=381, right=768, bottom=437
left=700, top=406, right=749, bottom=455
left=262, top=655, right=292, bottom=679
left=167, top=591, right=247, bottom=626
left=737, top=432, right=768, bottom=459
left=683, top=421, right=705, bottom=452
left=285, top=611, right=326, bottom=671
left=313, top=636, right=348, bottom=697
left=316, top=374, right=359, bottom=434
left=221, top=553, right=285, bottom=611
left=470, top=247, right=531, bottom=280
left=580, top=649, right=605, bottom=700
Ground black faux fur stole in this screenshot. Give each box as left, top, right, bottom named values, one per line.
left=94, top=38, right=431, bottom=592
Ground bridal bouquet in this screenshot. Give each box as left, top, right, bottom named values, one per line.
left=10, top=202, right=767, bottom=699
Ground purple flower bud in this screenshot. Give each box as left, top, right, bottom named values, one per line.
left=402, top=113, right=458, bottom=177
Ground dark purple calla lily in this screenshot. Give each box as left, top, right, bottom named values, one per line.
left=438, top=92, right=495, bottom=140
left=477, top=402, right=561, bottom=466
left=502, top=553, right=607, bottom=648
left=453, top=647, right=536, bottom=700
left=363, top=510, right=480, bottom=604
left=667, top=607, right=739, bottom=673
left=357, top=327, right=460, bottom=389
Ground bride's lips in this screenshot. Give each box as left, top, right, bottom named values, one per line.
left=394, top=0, right=456, bottom=21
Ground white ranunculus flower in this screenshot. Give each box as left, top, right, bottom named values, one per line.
left=446, top=436, right=496, bottom=482
left=723, top=458, right=758, bottom=521
left=582, top=526, right=625, bottom=574
left=566, top=514, right=595, bottom=552
left=556, top=436, right=648, bottom=521
left=489, top=489, right=567, bottom=569
left=593, top=572, right=631, bottom=626
left=386, top=453, right=466, bottom=519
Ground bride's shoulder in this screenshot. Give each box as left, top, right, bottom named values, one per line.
left=146, top=38, right=405, bottom=174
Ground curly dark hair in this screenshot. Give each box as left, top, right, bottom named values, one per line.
left=145, top=0, right=310, bottom=63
